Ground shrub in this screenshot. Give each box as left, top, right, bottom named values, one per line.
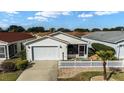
left=109, top=67, right=122, bottom=72
left=92, top=43, right=115, bottom=54
left=15, top=59, right=28, bottom=70
left=1, top=62, right=16, bottom=72
left=19, top=49, right=26, bottom=60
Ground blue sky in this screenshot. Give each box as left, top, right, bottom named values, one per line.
left=0, top=11, right=124, bottom=30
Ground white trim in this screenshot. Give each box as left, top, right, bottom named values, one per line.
left=6, top=45, right=9, bottom=59
left=49, top=31, right=88, bottom=43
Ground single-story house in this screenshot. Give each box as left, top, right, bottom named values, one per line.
left=82, top=31, right=124, bottom=59
left=25, top=31, right=88, bottom=61
left=0, top=32, right=34, bottom=60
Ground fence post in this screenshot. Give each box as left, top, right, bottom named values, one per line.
left=106, top=60, right=108, bottom=67
left=90, top=59, right=92, bottom=67
left=58, top=61, right=61, bottom=69
left=122, top=60, right=124, bottom=67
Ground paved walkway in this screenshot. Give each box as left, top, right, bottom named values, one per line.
left=17, top=61, right=58, bottom=81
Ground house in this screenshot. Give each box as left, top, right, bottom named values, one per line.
left=25, top=31, right=88, bottom=61
left=0, top=32, right=34, bottom=60
left=82, top=31, right=124, bottom=59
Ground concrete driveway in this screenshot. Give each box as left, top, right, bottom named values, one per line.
left=17, top=61, right=58, bottom=81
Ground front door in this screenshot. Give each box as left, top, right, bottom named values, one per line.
left=79, top=45, right=85, bottom=56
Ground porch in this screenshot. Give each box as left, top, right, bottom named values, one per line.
left=67, top=44, right=88, bottom=60
left=0, top=42, right=24, bottom=60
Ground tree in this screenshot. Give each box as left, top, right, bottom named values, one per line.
left=17, top=26, right=25, bottom=32
left=27, top=27, right=45, bottom=32
left=91, top=28, right=101, bottom=32
left=96, top=50, right=115, bottom=80
left=7, top=25, right=25, bottom=32
left=49, top=28, right=56, bottom=32
left=57, top=28, right=65, bottom=31
left=110, top=26, right=124, bottom=31
left=57, top=28, right=71, bottom=32
left=0, top=27, right=4, bottom=32
left=102, top=28, right=110, bottom=31
left=74, top=28, right=90, bottom=32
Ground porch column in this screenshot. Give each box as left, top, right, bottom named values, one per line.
left=6, top=45, right=9, bottom=59
left=86, top=44, right=88, bottom=58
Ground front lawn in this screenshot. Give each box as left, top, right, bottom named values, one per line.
left=112, top=72, right=124, bottom=81
left=0, top=57, right=28, bottom=81
left=58, top=71, right=103, bottom=81
left=0, top=70, right=22, bottom=81
left=58, top=71, right=124, bottom=81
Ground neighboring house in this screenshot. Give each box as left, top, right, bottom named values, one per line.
left=25, top=31, right=88, bottom=61
left=82, top=31, right=124, bottom=59
left=0, top=32, right=34, bottom=60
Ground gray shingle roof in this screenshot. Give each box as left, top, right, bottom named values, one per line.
left=83, top=31, right=124, bottom=44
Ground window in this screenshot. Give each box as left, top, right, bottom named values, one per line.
left=14, top=44, right=17, bottom=53
left=0, top=46, right=5, bottom=58
left=68, top=45, right=78, bottom=54
left=9, top=44, right=17, bottom=57
left=0, top=47, right=4, bottom=53
left=21, top=43, right=24, bottom=50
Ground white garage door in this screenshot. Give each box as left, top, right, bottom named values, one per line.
left=33, top=46, right=59, bottom=60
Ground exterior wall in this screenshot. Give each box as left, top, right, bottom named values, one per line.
left=116, top=42, right=124, bottom=59
left=26, top=38, right=68, bottom=61
left=54, top=34, right=87, bottom=44
left=54, top=34, right=88, bottom=58
left=16, top=42, right=22, bottom=53
left=0, top=38, right=34, bottom=60
left=81, top=37, right=119, bottom=58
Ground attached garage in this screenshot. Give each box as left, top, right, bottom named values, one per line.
left=25, top=31, right=88, bottom=61
left=32, top=46, right=59, bottom=60
left=25, top=36, right=69, bottom=61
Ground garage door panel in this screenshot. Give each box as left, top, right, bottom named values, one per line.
left=33, top=46, right=59, bottom=60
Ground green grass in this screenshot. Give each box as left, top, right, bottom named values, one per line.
left=58, top=71, right=103, bottom=81
left=112, top=72, right=124, bottom=81
left=58, top=71, right=124, bottom=81
left=0, top=71, right=22, bottom=81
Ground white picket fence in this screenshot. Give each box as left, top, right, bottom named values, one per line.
left=58, top=60, right=124, bottom=68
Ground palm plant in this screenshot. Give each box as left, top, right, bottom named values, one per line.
left=96, top=50, right=115, bottom=80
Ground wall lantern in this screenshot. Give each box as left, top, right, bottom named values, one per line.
left=28, top=46, right=30, bottom=49
left=60, top=46, right=62, bottom=48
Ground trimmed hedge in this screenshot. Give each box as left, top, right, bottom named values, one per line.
left=1, top=58, right=29, bottom=72
left=1, top=62, right=16, bottom=72
left=92, top=43, right=115, bottom=54
left=15, top=58, right=28, bottom=70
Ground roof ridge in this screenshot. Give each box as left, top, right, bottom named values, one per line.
left=49, top=36, right=70, bottom=44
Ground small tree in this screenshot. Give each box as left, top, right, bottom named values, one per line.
left=96, top=50, right=115, bottom=80
left=19, top=49, right=26, bottom=60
